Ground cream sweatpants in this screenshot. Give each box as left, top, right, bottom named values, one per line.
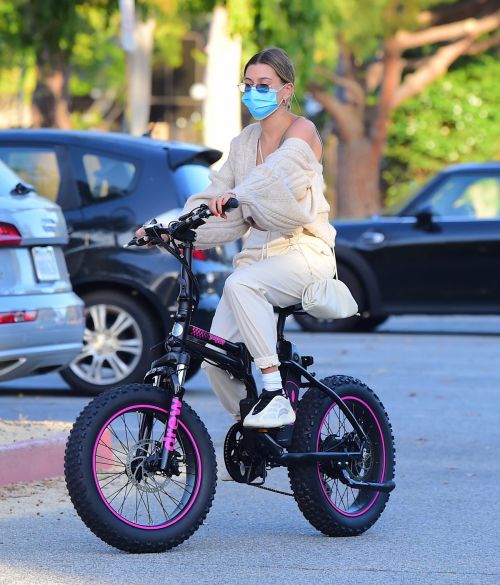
left=202, top=228, right=336, bottom=420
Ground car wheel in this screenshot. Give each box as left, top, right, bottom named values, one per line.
left=294, top=265, right=371, bottom=333
left=61, top=290, right=202, bottom=394
left=61, top=290, right=158, bottom=395
left=355, top=316, right=388, bottom=331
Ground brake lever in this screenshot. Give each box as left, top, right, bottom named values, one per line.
left=123, top=237, right=148, bottom=248
left=178, top=205, right=208, bottom=222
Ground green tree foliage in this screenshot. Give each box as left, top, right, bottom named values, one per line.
left=0, top=0, right=188, bottom=127
left=182, top=0, right=341, bottom=95
left=70, top=5, right=124, bottom=98
left=384, top=53, right=500, bottom=207
left=180, top=0, right=499, bottom=217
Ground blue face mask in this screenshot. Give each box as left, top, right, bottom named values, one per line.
left=242, top=85, right=285, bottom=120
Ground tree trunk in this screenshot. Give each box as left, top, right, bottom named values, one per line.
left=32, top=50, right=71, bottom=129
left=203, top=5, right=242, bottom=166
left=126, top=18, right=156, bottom=136
left=336, top=137, right=382, bottom=218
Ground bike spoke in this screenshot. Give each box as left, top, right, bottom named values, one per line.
left=118, top=481, right=134, bottom=515
left=150, top=477, right=172, bottom=520
left=120, top=415, right=134, bottom=450
left=96, top=453, right=126, bottom=466
left=108, top=425, right=129, bottom=455
left=134, top=488, right=139, bottom=524
left=145, top=490, right=153, bottom=525
left=98, top=438, right=127, bottom=457
left=106, top=481, right=130, bottom=504
left=99, top=473, right=124, bottom=491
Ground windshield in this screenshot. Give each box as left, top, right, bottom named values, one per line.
left=382, top=184, right=422, bottom=216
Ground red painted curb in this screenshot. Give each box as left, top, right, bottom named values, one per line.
left=0, top=432, right=69, bottom=485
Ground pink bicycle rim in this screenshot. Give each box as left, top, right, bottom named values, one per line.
left=92, top=403, right=202, bottom=530
left=316, top=396, right=386, bottom=517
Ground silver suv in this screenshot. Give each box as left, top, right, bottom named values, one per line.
left=0, top=160, right=84, bottom=381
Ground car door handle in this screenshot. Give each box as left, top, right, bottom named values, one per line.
left=361, top=231, right=385, bottom=245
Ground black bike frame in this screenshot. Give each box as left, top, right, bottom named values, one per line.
left=141, top=236, right=382, bottom=478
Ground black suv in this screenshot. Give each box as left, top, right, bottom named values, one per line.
left=296, top=162, right=500, bottom=332
left=0, top=130, right=235, bottom=393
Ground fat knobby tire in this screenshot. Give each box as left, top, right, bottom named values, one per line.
left=64, top=384, right=217, bottom=553
left=288, top=375, right=395, bottom=536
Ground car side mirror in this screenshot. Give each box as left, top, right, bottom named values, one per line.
left=414, top=207, right=435, bottom=230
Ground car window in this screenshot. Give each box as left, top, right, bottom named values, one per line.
left=0, top=159, right=24, bottom=195
left=424, top=174, right=500, bottom=219
left=79, top=153, right=136, bottom=201
left=0, top=147, right=61, bottom=202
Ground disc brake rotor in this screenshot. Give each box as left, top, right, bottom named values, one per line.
left=125, top=439, right=170, bottom=493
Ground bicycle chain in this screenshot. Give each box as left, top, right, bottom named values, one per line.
left=224, top=478, right=293, bottom=496
left=249, top=483, right=294, bottom=497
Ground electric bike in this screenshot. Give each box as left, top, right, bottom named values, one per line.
left=64, top=199, right=395, bottom=553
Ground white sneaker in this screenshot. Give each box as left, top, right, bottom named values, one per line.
left=243, top=392, right=296, bottom=428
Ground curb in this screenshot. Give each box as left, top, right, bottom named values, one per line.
left=0, top=432, right=69, bottom=486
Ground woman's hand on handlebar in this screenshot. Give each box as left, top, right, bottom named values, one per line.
left=134, top=226, right=170, bottom=246
left=208, top=195, right=233, bottom=219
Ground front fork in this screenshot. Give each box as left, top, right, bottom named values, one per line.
left=158, top=359, right=188, bottom=472
left=136, top=356, right=189, bottom=475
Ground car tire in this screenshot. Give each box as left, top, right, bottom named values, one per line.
left=294, top=265, right=377, bottom=333
left=355, top=316, right=388, bottom=331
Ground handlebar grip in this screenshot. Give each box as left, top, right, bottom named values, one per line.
left=222, top=197, right=239, bottom=212
left=124, top=237, right=148, bottom=248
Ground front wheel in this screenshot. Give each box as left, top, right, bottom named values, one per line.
left=289, top=376, right=395, bottom=536
left=64, top=384, right=217, bottom=552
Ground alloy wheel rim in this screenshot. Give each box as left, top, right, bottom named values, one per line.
left=69, top=303, right=143, bottom=386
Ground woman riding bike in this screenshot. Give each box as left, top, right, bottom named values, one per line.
left=138, top=47, right=336, bottom=429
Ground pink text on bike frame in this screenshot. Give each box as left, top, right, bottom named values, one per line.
left=190, top=326, right=226, bottom=346
left=163, top=397, right=182, bottom=451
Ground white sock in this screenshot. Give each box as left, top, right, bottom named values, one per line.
left=262, top=370, right=283, bottom=393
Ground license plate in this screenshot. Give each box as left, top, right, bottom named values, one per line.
left=32, top=246, right=60, bottom=282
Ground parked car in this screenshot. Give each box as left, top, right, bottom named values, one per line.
left=0, top=160, right=84, bottom=380
left=295, top=162, right=500, bottom=332
left=0, top=130, right=234, bottom=393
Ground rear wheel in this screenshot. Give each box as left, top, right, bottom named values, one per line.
left=289, top=376, right=395, bottom=536
left=64, top=384, right=217, bottom=552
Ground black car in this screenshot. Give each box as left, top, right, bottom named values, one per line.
left=296, top=162, right=500, bottom=332
left=0, top=130, right=235, bottom=393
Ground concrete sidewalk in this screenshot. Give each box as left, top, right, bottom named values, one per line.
left=0, top=420, right=70, bottom=485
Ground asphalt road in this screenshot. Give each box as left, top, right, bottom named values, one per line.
left=0, top=316, right=499, bottom=585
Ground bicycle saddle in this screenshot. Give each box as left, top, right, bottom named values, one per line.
left=278, top=303, right=305, bottom=315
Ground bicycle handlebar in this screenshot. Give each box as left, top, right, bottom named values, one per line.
left=124, top=197, right=239, bottom=248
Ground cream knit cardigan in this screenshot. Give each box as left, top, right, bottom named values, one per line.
left=181, top=122, right=336, bottom=249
